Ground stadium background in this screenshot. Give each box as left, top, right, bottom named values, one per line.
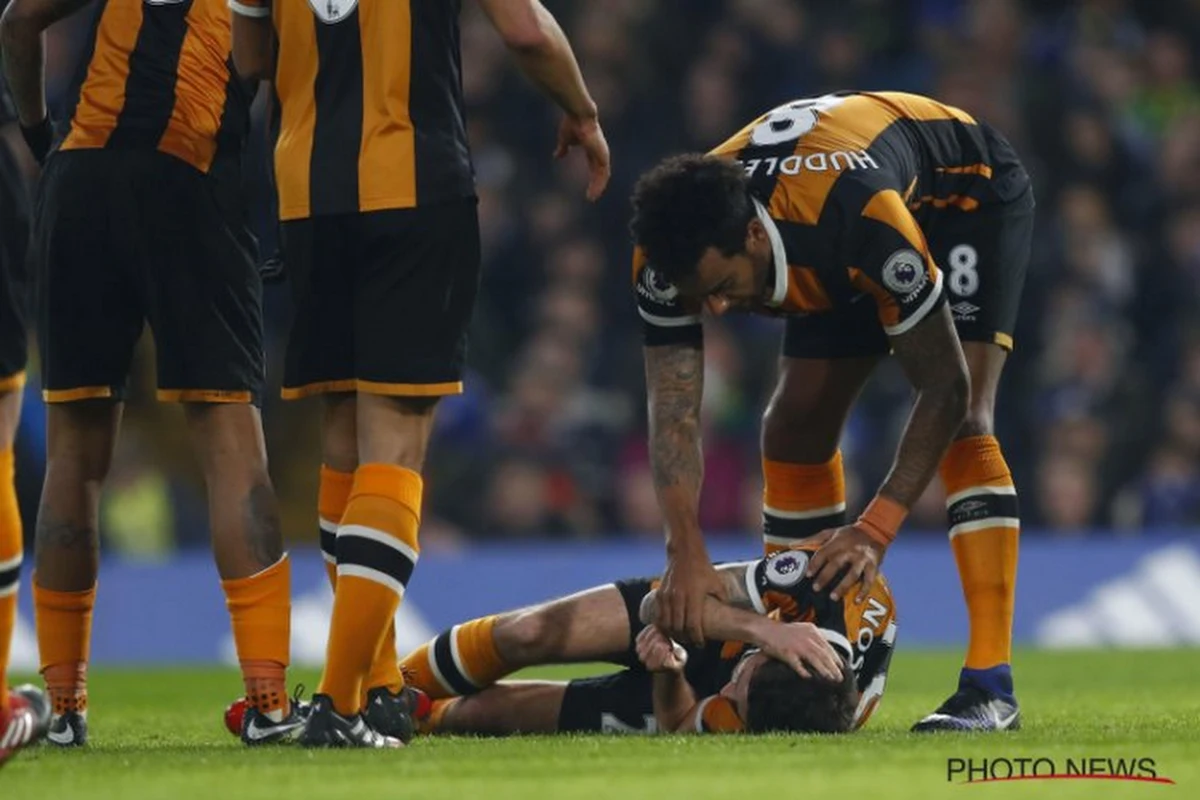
left=6, top=0, right=1200, bottom=664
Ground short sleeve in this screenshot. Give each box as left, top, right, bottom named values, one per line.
left=632, top=246, right=703, bottom=346
left=848, top=189, right=944, bottom=336
left=695, top=696, right=744, bottom=733
left=229, top=0, right=271, bottom=18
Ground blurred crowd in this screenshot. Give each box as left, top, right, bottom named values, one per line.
left=10, top=0, right=1200, bottom=554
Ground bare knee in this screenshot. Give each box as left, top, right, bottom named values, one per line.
left=357, top=395, right=440, bottom=470
left=762, top=394, right=841, bottom=463
left=493, top=605, right=566, bottom=666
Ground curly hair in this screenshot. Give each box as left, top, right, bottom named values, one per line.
left=629, top=154, right=755, bottom=284
left=744, top=655, right=860, bottom=734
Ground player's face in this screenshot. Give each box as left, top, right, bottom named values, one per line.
left=681, top=220, right=774, bottom=315
left=719, top=650, right=770, bottom=720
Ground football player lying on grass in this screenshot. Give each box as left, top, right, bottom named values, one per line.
left=398, top=540, right=896, bottom=735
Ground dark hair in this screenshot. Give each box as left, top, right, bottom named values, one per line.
left=745, top=656, right=859, bottom=734
left=630, top=154, right=755, bottom=284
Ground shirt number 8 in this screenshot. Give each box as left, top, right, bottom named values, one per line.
left=948, top=244, right=979, bottom=297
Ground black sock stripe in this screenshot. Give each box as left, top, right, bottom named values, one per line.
left=948, top=494, right=1020, bottom=528
left=337, top=535, right=415, bottom=588
left=432, top=630, right=477, bottom=695
left=0, top=563, right=18, bottom=592
left=319, top=527, right=337, bottom=560
left=762, top=511, right=846, bottom=540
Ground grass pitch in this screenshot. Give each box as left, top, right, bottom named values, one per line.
left=3, top=649, right=1198, bottom=799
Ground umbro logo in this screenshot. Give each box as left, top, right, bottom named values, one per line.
left=951, top=301, right=980, bottom=321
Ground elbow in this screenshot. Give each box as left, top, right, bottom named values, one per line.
left=497, top=5, right=553, bottom=52
left=501, top=25, right=551, bottom=54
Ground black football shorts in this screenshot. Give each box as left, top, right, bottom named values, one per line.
left=0, top=137, right=29, bottom=392
left=32, top=149, right=264, bottom=403
left=280, top=197, right=481, bottom=400
left=783, top=188, right=1034, bottom=359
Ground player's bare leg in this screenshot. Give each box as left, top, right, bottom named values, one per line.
left=184, top=403, right=299, bottom=744
left=313, top=392, right=412, bottom=736
left=430, top=681, right=569, bottom=736
left=402, top=584, right=635, bottom=699
left=33, top=400, right=122, bottom=746
left=0, top=388, right=48, bottom=766
left=303, top=393, right=439, bottom=748
left=913, top=341, right=1020, bottom=732
left=760, top=357, right=879, bottom=554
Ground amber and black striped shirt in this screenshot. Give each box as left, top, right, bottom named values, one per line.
left=59, top=0, right=251, bottom=174
left=231, top=0, right=475, bottom=220
left=635, top=91, right=1031, bottom=343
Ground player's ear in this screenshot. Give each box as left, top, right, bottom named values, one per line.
left=745, top=217, right=767, bottom=251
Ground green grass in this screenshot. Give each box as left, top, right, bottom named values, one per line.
left=4, top=650, right=1199, bottom=799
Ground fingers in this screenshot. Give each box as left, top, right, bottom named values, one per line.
left=584, top=140, right=611, bottom=201
left=828, top=560, right=865, bottom=603
left=809, top=552, right=846, bottom=594
left=807, top=637, right=843, bottom=682
left=685, top=598, right=706, bottom=648
left=856, top=562, right=878, bottom=604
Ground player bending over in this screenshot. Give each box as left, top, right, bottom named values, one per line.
left=400, top=541, right=895, bottom=735
left=631, top=91, right=1032, bottom=731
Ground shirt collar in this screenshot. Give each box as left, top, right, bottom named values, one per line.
left=753, top=198, right=789, bottom=306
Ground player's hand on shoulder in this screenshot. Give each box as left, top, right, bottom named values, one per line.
left=759, top=621, right=843, bottom=683
left=656, top=549, right=727, bottom=646
left=554, top=112, right=610, bottom=201
left=805, top=524, right=887, bottom=604
left=636, top=625, right=688, bottom=673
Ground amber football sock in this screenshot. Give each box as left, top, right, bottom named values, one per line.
left=34, top=582, right=95, bottom=715
left=0, top=448, right=21, bottom=710
left=222, top=555, right=292, bottom=719
left=320, top=465, right=404, bottom=697
left=941, top=435, right=1019, bottom=696
left=318, top=464, right=421, bottom=716
left=762, top=452, right=847, bottom=554
left=399, top=615, right=508, bottom=700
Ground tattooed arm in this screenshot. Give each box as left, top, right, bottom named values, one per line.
left=644, top=341, right=727, bottom=645
left=808, top=302, right=968, bottom=601
left=640, top=562, right=844, bottom=681
left=880, top=301, right=970, bottom=507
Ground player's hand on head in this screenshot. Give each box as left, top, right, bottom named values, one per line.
left=554, top=113, right=610, bottom=201
left=806, top=524, right=887, bottom=604
left=657, top=550, right=726, bottom=647
left=636, top=625, right=688, bottom=673
left=760, top=622, right=843, bottom=682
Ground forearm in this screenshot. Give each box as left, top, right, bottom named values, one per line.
left=881, top=303, right=969, bottom=511
left=644, top=344, right=706, bottom=556
left=651, top=670, right=697, bottom=733
left=503, top=5, right=596, bottom=119
left=877, top=377, right=968, bottom=508
left=0, top=9, right=48, bottom=126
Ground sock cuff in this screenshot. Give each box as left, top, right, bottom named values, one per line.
left=351, top=463, right=424, bottom=518
left=221, top=554, right=291, bottom=606
left=33, top=580, right=97, bottom=612
left=763, top=451, right=846, bottom=511
left=0, top=447, right=13, bottom=480
left=319, top=465, right=355, bottom=524
left=940, top=436, right=1012, bottom=495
